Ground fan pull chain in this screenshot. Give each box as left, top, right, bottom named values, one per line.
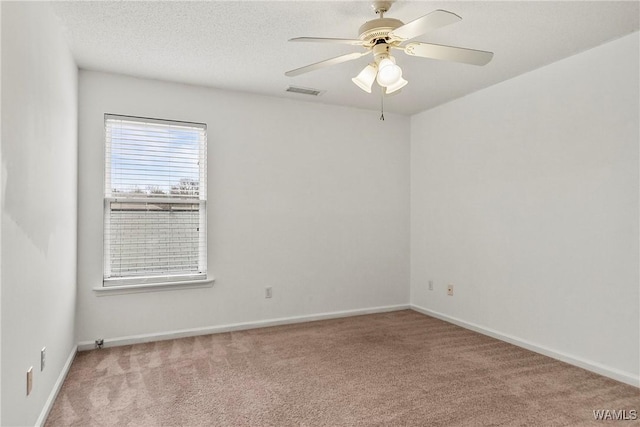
left=379, top=89, right=385, bottom=121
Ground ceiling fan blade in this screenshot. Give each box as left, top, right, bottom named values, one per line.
left=290, top=37, right=366, bottom=46
left=388, top=10, right=461, bottom=41
left=285, top=51, right=368, bottom=77
left=403, top=42, right=493, bottom=66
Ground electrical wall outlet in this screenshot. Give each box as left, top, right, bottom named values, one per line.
left=265, top=287, right=272, bottom=299
left=26, top=367, right=33, bottom=396
left=41, top=347, right=46, bottom=371
left=428, top=280, right=433, bottom=291
left=447, top=284, right=454, bottom=296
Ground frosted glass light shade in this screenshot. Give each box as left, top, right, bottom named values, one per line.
left=385, top=77, right=408, bottom=94
left=352, top=64, right=377, bottom=93
left=376, top=58, right=402, bottom=87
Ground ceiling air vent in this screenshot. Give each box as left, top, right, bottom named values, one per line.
left=286, top=86, right=325, bottom=96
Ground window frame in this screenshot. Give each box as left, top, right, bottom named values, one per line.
left=102, top=114, right=209, bottom=289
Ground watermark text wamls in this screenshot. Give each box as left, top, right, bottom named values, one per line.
left=593, top=409, right=637, bottom=421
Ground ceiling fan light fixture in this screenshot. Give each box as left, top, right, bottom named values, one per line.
left=286, top=3, right=494, bottom=107
left=385, top=76, right=408, bottom=94
left=352, top=63, right=378, bottom=93
left=376, top=57, right=402, bottom=87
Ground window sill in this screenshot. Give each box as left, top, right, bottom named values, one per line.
left=93, top=277, right=215, bottom=296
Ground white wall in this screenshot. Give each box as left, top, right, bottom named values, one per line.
left=1, top=2, right=78, bottom=426
left=77, top=71, right=410, bottom=343
left=0, top=2, right=3, bottom=423
left=411, top=32, right=639, bottom=384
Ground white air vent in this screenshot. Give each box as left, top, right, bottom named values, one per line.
left=286, top=86, right=325, bottom=96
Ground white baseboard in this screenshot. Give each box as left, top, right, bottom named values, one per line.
left=77, top=304, right=410, bottom=351
left=35, top=345, right=77, bottom=427
left=410, top=304, right=639, bottom=388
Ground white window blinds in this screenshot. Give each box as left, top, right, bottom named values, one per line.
left=104, top=114, right=207, bottom=286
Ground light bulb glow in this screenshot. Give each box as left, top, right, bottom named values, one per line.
left=376, top=57, right=402, bottom=87
left=351, top=64, right=378, bottom=93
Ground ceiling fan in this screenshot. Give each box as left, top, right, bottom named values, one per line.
left=285, top=0, right=493, bottom=95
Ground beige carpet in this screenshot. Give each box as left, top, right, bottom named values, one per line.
left=46, top=310, right=638, bottom=426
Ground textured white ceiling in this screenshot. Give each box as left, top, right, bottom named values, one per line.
left=50, top=1, right=639, bottom=115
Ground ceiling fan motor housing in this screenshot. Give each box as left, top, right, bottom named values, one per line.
left=372, top=43, right=393, bottom=63
left=358, top=18, right=403, bottom=45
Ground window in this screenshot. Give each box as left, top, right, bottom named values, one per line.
left=104, top=114, right=207, bottom=287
